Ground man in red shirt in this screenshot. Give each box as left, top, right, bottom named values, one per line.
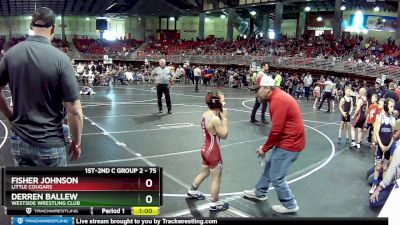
left=243, top=75, right=306, bottom=214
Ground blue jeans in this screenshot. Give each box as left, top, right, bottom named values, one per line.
left=63, top=124, right=71, bottom=142
left=10, top=133, right=67, bottom=167
left=369, top=184, right=394, bottom=208
left=255, top=147, right=300, bottom=209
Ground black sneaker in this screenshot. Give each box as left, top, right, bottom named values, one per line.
left=261, top=120, right=269, bottom=125
left=187, top=190, right=205, bottom=200
left=209, top=201, right=229, bottom=211
left=250, top=119, right=259, bottom=123
left=168, top=111, right=172, bottom=114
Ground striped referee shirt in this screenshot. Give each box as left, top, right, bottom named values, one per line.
left=152, top=66, right=172, bottom=84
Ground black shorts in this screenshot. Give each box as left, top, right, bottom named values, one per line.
left=352, top=113, right=366, bottom=128
left=341, top=114, right=350, bottom=122
left=376, top=146, right=391, bottom=161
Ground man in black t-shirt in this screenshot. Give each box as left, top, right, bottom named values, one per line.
left=0, top=7, right=83, bottom=167
left=367, top=78, right=384, bottom=105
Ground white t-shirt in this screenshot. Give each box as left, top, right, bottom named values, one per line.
left=304, top=76, right=313, bottom=87
left=193, top=67, right=201, bottom=77
left=257, top=70, right=266, bottom=79
left=324, top=80, right=333, bottom=93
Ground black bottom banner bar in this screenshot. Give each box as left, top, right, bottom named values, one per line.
left=4, top=217, right=388, bottom=225
left=73, top=217, right=388, bottom=225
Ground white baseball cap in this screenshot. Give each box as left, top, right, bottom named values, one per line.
left=254, top=75, right=275, bottom=92
left=256, top=75, right=275, bottom=87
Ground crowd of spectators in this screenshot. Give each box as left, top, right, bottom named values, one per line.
left=73, top=37, right=97, bottom=52
left=73, top=37, right=142, bottom=57
left=144, top=37, right=265, bottom=56
left=346, top=37, right=400, bottom=67
left=52, top=38, right=70, bottom=53
left=8, top=36, right=70, bottom=53
left=73, top=61, right=157, bottom=86
left=143, top=34, right=400, bottom=69
left=5, top=33, right=400, bottom=71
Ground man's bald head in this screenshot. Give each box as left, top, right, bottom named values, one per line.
left=159, top=59, right=166, bottom=67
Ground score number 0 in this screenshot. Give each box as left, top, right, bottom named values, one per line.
left=145, top=179, right=153, bottom=203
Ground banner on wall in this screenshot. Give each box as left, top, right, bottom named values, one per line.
left=365, top=15, right=397, bottom=32
left=348, top=13, right=397, bottom=33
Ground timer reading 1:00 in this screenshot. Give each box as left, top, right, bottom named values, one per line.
left=132, top=207, right=159, bottom=216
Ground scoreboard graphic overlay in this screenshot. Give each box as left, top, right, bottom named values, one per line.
left=1, top=167, right=162, bottom=216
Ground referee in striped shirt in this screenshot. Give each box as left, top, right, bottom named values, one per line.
left=152, top=59, right=173, bottom=114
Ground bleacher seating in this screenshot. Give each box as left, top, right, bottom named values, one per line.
left=143, top=35, right=400, bottom=68
left=73, top=38, right=142, bottom=56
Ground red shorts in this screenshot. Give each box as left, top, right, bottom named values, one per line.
left=201, top=152, right=222, bottom=169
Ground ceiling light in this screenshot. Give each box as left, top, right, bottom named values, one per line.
left=169, top=17, right=175, bottom=21
left=374, top=6, right=380, bottom=12
left=268, top=29, right=275, bottom=40
left=341, top=6, right=346, bottom=11
left=106, top=3, right=117, bottom=11
left=382, top=19, right=386, bottom=22
left=317, top=16, right=323, bottom=22
left=220, top=14, right=226, bottom=19
left=205, top=17, right=210, bottom=22
left=250, top=10, right=256, bottom=16
left=86, top=17, right=90, bottom=21
left=305, top=6, right=311, bottom=12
